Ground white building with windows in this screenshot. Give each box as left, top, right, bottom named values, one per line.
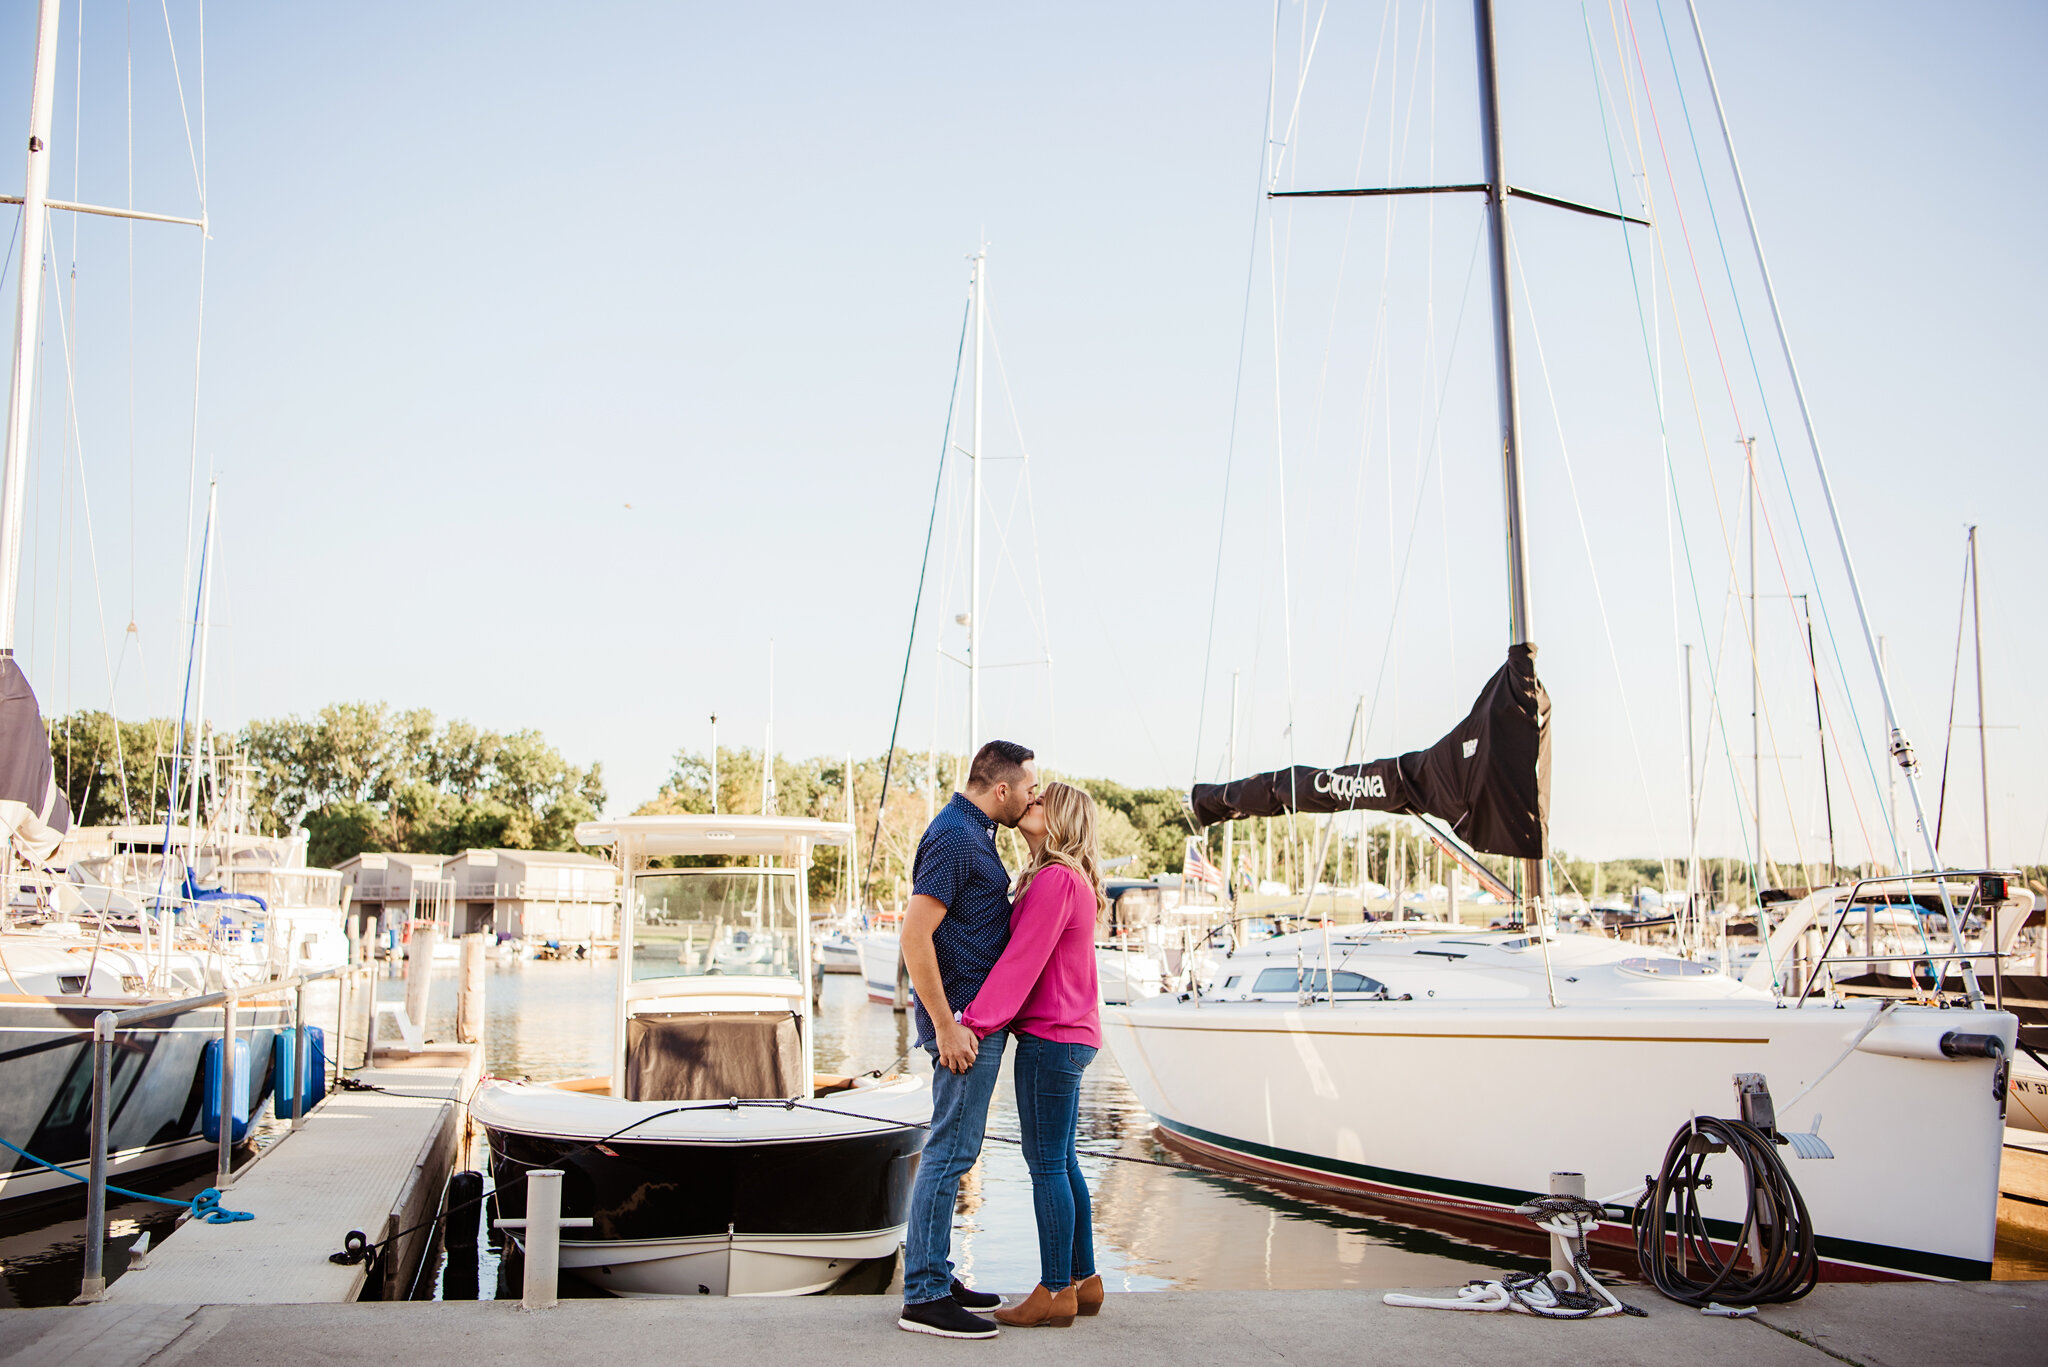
left=335, top=852, right=453, bottom=937
left=442, top=848, right=618, bottom=945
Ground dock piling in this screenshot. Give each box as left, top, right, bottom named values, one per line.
left=406, top=928, right=437, bottom=1039
left=1548, top=1171, right=1586, bottom=1292
left=457, top=934, right=485, bottom=1045
left=494, top=1169, right=593, bottom=1310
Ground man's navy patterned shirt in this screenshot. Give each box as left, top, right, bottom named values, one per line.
left=909, top=791, right=1014, bottom=1048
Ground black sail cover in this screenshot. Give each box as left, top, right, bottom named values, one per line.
left=0, top=654, right=72, bottom=848
left=1188, top=644, right=1549, bottom=860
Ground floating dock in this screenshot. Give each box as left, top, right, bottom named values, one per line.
left=99, top=1044, right=479, bottom=1306
left=3, top=1281, right=2041, bottom=1367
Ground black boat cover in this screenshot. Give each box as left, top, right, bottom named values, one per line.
left=626, top=1010, right=803, bottom=1103
left=1188, top=644, right=1549, bottom=860
left=0, top=653, right=70, bottom=857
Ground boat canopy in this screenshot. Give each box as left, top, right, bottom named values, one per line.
left=1188, top=645, right=1550, bottom=860
left=576, top=814, right=853, bottom=863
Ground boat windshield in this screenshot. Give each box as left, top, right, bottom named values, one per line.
left=630, top=869, right=802, bottom=982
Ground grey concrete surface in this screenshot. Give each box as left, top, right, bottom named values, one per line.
left=8, top=1284, right=2040, bottom=1367
left=1753, top=1279, right=2048, bottom=1367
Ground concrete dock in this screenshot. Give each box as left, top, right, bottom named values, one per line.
left=3, top=1281, right=2042, bottom=1367
left=99, top=1046, right=479, bottom=1306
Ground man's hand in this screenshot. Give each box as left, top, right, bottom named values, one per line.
left=935, top=1018, right=979, bottom=1074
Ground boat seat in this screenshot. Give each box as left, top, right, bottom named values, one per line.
left=625, top=1010, right=803, bottom=1102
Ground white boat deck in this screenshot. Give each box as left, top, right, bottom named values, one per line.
left=102, top=1049, right=479, bottom=1305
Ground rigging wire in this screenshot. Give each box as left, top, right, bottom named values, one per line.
left=1189, top=0, right=1283, bottom=789
left=1509, top=236, right=1669, bottom=860
left=43, top=230, right=137, bottom=823
left=1932, top=535, right=1973, bottom=855
left=859, top=296, right=971, bottom=906
left=1651, top=0, right=1891, bottom=864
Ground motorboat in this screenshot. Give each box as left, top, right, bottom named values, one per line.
left=856, top=917, right=902, bottom=1005
left=813, top=924, right=861, bottom=974
left=473, top=815, right=931, bottom=1297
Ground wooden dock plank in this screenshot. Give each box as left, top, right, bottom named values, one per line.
left=103, top=1055, right=477, bottom=1306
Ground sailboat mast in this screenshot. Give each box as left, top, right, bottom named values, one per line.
left=187, top=481, right=219, bottom=869
left=967, top=249, right=985, bottom=758
left=0, top=0, right=62, bottom=650
left=1745, top=444, right=1760, bottom=891
left=1968, top=526, right=1988, bottom=867
left=1224, top=670, right=1239, bottom=904
left=1472, top=0, right=1542, bottom=906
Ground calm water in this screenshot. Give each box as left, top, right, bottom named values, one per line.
left=407, top=958, right=1553, bottom=1297
left=7, top=958, right=2042, bottom=1305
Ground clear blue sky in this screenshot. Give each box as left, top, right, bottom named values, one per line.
left=6, top=1, right=2043, bottom=869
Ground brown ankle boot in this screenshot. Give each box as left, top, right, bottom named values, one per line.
left=993, top=1283, right=1078, bottom=1328
left=1073, top=1273, right=1103, bottom=1316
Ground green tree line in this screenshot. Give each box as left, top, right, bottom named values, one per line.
left=45, top=705, right=605, bottom=867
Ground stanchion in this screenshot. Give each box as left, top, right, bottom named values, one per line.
left=76, top=1011, right=117, bottom=1303
left=217, top=989, right=238, bottom=1189
left=493, top=1168, right=593, bottom=1309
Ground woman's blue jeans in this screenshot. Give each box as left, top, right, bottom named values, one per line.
left=1012, top=1033, right=1098, bottom=1291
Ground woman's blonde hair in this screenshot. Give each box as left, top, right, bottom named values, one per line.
left=1016, top=781, right=1109, bottom=917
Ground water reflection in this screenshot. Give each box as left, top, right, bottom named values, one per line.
left=15, top=959, right=2037, bottom=1304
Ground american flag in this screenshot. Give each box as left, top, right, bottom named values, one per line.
left=1184, top=838, right=1224, bottom=888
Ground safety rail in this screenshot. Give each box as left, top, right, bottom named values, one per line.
left=76, top=963, right=359, bottom=1303
left=1790, top=869, right=2020, bottom=1010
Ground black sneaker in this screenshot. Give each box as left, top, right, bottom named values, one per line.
left=950, top=1278, right=1003, bottom=1310
left=899, top=1297, right=1000, bottom=1339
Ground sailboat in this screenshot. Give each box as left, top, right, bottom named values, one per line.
left=1102, top=0, right=2018, bottom=1281
left=471, top=814, right=932, bottom=1296
left=0, top=0, right=296, bottom=1211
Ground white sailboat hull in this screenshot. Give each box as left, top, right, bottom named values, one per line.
left=1105, top=994, right=2013, bottom=1280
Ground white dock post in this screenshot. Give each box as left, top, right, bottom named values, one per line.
left=217, top=990, right=238, bottom=1189
left=1548, top=1171, right=1586, bottom=1292
left=457, top=933, right=486, bottom=1045
left=405, top=927, right=437, bottom=1040
left=493, top=1169, right=592, bottom=1310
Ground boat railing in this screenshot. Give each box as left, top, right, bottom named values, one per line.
left=76, top=962, right=359, bottom=1302
left=1789, top=868, right=2023, bottom=1011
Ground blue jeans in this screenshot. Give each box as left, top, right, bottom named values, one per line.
left=1013, top=1033, right=1098, bottom=1291
left=903, top=1029, right=1008, bottom=1305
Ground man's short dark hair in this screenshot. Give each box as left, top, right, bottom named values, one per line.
left=967, top=740, right=1034, bottom=791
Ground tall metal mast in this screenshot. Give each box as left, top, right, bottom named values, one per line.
left=1474, top=0, right=1533, bottom=657
left=0, top=0, right=62, bottom=651
left=185, top=481, right=219, bottom=879
left=967, top=249, right=985, bottom=761
left=0, top=0, right=205, bottom=650
left=1472, top=0, right=1542, bottom=908
left=1968, top=527, right=1989, bottom=867
left=1744, top=442, right=1761, bottom=893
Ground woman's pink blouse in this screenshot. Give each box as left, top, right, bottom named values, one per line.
left=959, top=864, right=1101, bottom=1047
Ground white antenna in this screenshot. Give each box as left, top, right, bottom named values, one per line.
left=967, top=247, right=986, bottom=760
left=761, top=642, right=776, bottom=816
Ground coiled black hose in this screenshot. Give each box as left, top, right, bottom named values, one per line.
left=1632, top=1115, right=1819, bottom=1307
